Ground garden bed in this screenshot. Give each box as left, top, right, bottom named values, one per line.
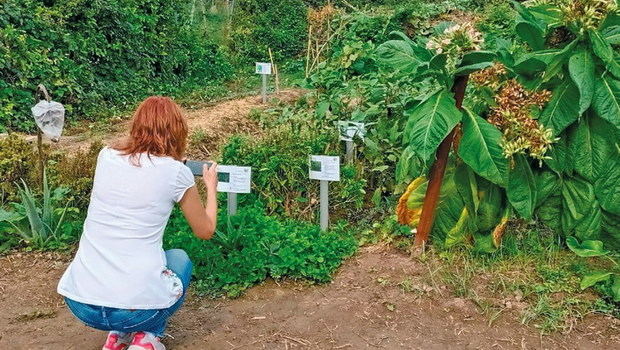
left=1, top=246, right=618, bottom=349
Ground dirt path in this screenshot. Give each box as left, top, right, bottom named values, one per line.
left=33, top=89, right=305, bottom=155
left=1, top=246, right=618, bottom=350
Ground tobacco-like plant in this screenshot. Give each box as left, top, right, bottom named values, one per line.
left=377, top=23, right=514, bottom=251
left=512, top=0, right=620, bottom=298
left=379, top=1, right=620, bottom=299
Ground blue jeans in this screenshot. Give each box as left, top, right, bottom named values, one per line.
left=64, top=249, right=192, bottom=337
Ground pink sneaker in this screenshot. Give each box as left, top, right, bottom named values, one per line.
left=127, top=332, right=166, bottom=350
left=103, top=331, right=133, bottom=350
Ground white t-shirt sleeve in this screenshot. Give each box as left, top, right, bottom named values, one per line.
left=173, top=163, right=196, bottom=202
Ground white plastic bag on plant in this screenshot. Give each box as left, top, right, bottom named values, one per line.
left=31, top=100, right=65, bottom=141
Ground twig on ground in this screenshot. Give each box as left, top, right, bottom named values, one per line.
left=425, top=263, right=444, bottom=297
left=321, top=319, right=335, bottom=343
left=230, top=337, right=267, bottom=350
left=278, top=334, right=311, bottom=346
left=352, top=331, right=383, bottom=348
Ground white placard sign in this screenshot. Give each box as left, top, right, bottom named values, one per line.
left=309, top=155, right=340, bottom=182
left=338, top=121, right=366, bottom=141
left=216, top=166, right=252, bottom=193
left=255, top=62, right=272, bottom=75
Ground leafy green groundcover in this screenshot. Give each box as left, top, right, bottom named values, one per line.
left=163, top=203, right=358, bottom=298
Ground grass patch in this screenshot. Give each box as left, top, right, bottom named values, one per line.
left=378, top=223, right=619, bottom=333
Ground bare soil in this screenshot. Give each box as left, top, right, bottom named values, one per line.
left=29, top=89, right=306, bottom=156
left=1, top=246, right=618, bottom=350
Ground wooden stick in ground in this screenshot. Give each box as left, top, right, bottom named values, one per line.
left=305, top=25, right=313, bottom=78
left=413, top=75, right=469, bottom=248
left=268, top=48, right=280, bottom=94
left=35, top=84, right=51, bottom=190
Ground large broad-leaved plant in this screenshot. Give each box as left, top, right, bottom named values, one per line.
left=378, top=1, right=620, bottom=299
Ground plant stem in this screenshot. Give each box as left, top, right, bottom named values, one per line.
left=414, top=75, right=469, bottom=247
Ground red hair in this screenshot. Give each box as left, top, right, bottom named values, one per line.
left=114, top=96, right=188, bottom=164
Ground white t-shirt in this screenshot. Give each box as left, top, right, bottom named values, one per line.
left=57, top=147, right=195, bottom=309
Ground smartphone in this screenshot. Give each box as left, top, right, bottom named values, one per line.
left=184, top=160, right=213, bottom=176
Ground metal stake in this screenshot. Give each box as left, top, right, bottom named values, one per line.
left=261, top=74, right=268, bottom=103
left=320, top=180, right=329, bottom=231
left=227, top=192, right=238, bottom=216
left=345, top=140, right=354, bottom=163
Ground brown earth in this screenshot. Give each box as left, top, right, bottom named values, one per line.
left=23, top=89, right=306, bottom=156
left=1, top=246, right=619, bottom=350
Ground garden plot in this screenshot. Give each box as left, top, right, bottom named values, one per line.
left=1, top=246, right=618, bottom=349
left=2, top=1, right=620, bottom=348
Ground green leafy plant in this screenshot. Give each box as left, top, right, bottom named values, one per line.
left=377, top=23, right=515, bottom=250
left=0, top=171, right=80, bottom=250
left=163, top=204, right=357, bottom=298
left=369, top=2, right=620, bottom=305
left=220, top=107, right=366, bottom=220
left=506, top=0, right=620, bottom=298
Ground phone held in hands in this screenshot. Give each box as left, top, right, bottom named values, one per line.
left=184, top=160, right=213, bottom=176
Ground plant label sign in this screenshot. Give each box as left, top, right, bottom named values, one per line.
left=255, top=62, right=272, bottom=75
left=216, top=166, right=252, bottom=194
left=309, top=155, right=340, bottom=182
left=338, top=121, right=366, bottom=142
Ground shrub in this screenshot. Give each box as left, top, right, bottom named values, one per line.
left=231, top=0, right=308, bottom=62
left=219, top=108, right=366, bottom=220
left=0, top=134, right=100, bottom=209
left=50, top=142, right=102, bottom=210
left=0, top=134, right=37, bottom=202
left=0, top=0, right=233, bottom=131
left=164, top=204, right=358, bottom=298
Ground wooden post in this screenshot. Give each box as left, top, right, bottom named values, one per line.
left=268, top=48, right=280, bottom=94
left=261, top=74, right=268, bottom=103
left=413, top=75, right=469, bottom=248
left=345, top=140, right=354, bottom=163
left=35, top=84, right=51, bottom=190
left=305, top=25, right=313, bottom=78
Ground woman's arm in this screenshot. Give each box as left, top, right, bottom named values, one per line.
left=178, top=162, right=218, bottom=240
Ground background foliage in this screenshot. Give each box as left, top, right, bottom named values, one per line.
left=0, top=0, right=232, bottom=131
left=230, top=0, right=308, bottom=62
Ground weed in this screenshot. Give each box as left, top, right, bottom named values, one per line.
left=0, top=170, right=82, bottom=250
left=164, top=203, right=357, bottom=298
left=405, top=227, right=620, bottom=334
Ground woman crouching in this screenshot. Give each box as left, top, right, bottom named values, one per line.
left=57, top=96, right=217, bottom=350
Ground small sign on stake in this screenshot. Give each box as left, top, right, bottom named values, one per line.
left=256, top=62, right=272, bottom=103
left=217, top=165, right=252, bottom=216
left=216, top=166, right=252, bottom=194
left=337, top=121, right=366, bottom=163
left=184, top=161, right=251, bottom=216
left=309, top=155, right=340, bottom=231
left=255, top=62, right=272, bottom=75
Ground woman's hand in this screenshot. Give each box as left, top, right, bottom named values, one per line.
left=203, top=161, right=218, bottom=192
